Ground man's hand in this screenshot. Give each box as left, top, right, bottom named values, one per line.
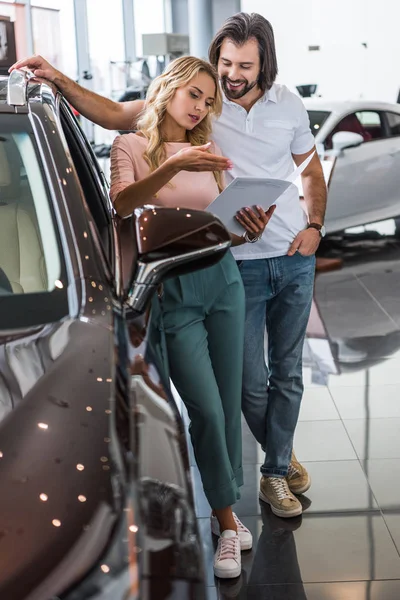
left=288, top=228, right=320, bottom=256
left=11, top=55, right=138, bottom=131
left=235, top=204, right=276, bottom=239
left=9, top=55, right=59, bottom=82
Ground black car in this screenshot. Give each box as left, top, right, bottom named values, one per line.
left=0, top=70, right=231, bottom=600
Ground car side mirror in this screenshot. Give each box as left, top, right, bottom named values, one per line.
left=332, top=131, right=364, bottom=153
left=127, top=205, right=231, bottom=314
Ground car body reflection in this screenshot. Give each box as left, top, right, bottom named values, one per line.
left=308, top=216, right=400, bottom=380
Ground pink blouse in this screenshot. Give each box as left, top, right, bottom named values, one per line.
left=110, top=133, right=223, bottom=210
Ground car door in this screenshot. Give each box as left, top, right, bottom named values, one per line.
left=382, top=111, right=400, bottom=204
left=324, top=110, right=399, bottom=232
left=58, top=100, right=117, bottom=279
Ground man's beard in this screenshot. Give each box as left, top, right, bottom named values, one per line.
left=221, top=76, right=258, bottom=100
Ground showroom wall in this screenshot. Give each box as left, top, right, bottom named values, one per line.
left=134, top=0, right=166, bottom=57
left=243, top=0, right=400, bottom=103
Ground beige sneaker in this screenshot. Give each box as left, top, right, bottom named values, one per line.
left=259, top=476, right=303, bottom=518
left=287, top=452, right=311, bottom=495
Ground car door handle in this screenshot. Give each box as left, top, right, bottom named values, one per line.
left=389, top=149, right=400, bottom=157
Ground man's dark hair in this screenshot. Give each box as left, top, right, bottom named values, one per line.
left=209, top=12, right=278, bottom=92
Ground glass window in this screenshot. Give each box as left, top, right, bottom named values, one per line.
left=355, top=111, right=384, bottom=141
left=32, top=7, right=62, bottom=71
left=31, top=1, right=77, bottom=81
left=356, top=111, right=381, bottom=127
left=134, top=0, right=166, bottom=58
left=86, top=0, right=125, bottom=98
left=86, top=0, right=125, bottom=146
left=386, top=112, right=400, bottom=137
left=0, top=128, right=61, bottom=296
left=0, top=115, right=69, bottom=330
left=307, top=111, right=331, bottom=136
left=325, top=111, right=384, bottom=149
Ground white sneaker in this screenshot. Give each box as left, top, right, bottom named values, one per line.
left=213, top=530, right=241, bottom=579
left=210, top=513, right=253, bottom=551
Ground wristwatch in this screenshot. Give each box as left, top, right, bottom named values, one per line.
left=307, top=222, right=326, bottom=238
left=243, top=231, right=262, bottom=243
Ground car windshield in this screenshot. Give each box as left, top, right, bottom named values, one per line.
left=0, top=114, right=69, bottom=329
left=307, top=110, right=331, bottom=135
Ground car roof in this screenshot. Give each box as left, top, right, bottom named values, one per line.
left=303, top=97, right=400, bottom=115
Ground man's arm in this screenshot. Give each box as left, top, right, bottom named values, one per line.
left=10, top=55, right=144, bottom=131
left=294, top=147, right=327, bottom=225
left=287, top=147, right=327, bottom=256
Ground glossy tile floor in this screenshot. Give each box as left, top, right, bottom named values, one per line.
left=189, top=224, right=400, bottom=599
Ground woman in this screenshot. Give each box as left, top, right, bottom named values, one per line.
left=110, top=56, right=274, bottom=579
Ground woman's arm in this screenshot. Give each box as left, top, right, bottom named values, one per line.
left=114, top=160, right=179, bottom=218
left=111, top=141, right=233, bottom=218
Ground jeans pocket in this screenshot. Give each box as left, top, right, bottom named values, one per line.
left=293, top=252, right=316, bottom=278
left=295, top=252, right=317, bottom=269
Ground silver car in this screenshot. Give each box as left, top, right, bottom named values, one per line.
left=304, top=99, right=400, bottom=233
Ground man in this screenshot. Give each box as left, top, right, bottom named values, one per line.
left=12, top=12, right=326, bottom=519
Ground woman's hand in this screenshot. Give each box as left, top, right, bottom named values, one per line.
left=169, top=142, right=233, bottom=172
left=235, top=204, right=276, bottom=241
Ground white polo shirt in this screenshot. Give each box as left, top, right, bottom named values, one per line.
left=211, top=83, right=315, bottom=259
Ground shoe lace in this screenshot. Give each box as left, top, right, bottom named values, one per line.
left=287, top=463, right=300, bottom=479
left=217, top=536, right=238, bottom=561
left=233, top=514, right=249, bottom=533
left=270, top=477, right=292, bottom=500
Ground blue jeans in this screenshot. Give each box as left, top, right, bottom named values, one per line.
left=238, top=253, right=316, bottom=477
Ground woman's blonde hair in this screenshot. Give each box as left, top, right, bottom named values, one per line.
left=136, top=55, right=223, bottom=191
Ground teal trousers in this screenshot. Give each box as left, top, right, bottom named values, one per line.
left=160, top=252, right=245, bottom=510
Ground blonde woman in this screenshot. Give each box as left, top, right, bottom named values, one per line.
left=110, top=56, right=274, bottom=579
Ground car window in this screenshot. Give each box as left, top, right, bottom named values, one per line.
left=307, top=110, right=331, bottom=136
left=355, top=111, right=384, bottom=140
left=357, top=111, right=380, bottom=127
left=0, top=133, right=60, bottom=294
left=325, top=110, right=384, bottom=149
left=0, top=115, right=69, bottom=329
left=386, top=112, right=400, bottom=137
